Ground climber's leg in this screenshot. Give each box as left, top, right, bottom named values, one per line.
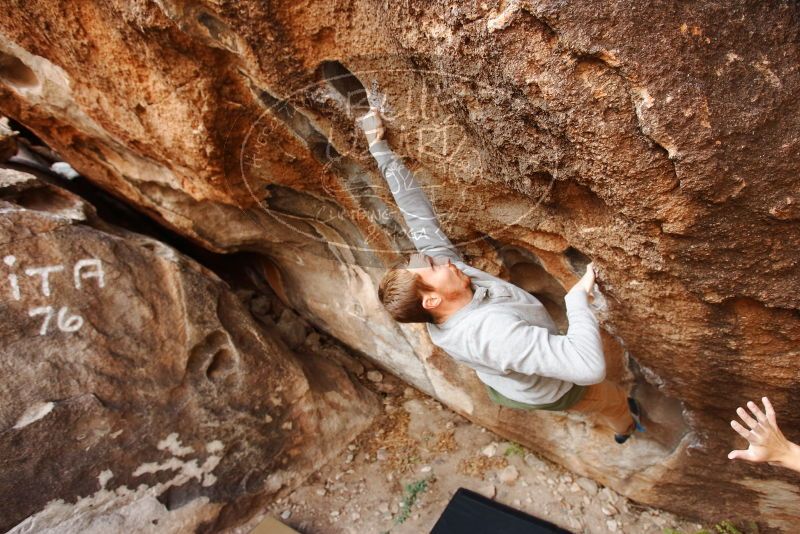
left=566, top=380, right=634, bottom=435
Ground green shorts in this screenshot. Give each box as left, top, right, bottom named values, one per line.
left=485, top=382, right=587, bottom=412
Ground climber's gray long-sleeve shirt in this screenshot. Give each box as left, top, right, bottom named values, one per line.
left=368, top=137, right=606, bottom=406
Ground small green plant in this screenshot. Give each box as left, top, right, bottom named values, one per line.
left=504, top=441, right=526, bottom=457
left=713, top=521, right=746, bottom=534
left=393, top=476, right=433, bottom=525
left=664, top=519, right=756, bottom=534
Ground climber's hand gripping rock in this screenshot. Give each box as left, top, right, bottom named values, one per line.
left=356, top=106, right=385, bottom=148
left=574, top=262, right=597, bottom=295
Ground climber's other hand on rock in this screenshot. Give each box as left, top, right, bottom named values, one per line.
left=574, top=262, right=596, bottom=294
left=728, top=396, right=800, bottom=473
left=357, top=106, right=384, bottom=147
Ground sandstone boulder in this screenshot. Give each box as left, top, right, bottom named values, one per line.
left=0, top=169, right=379, bottom=532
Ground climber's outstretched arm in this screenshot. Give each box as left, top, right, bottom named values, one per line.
left=357, top=108, right=462, bottom=262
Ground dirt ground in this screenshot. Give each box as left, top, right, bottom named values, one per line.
left=254, top=369, right=706, bottom=534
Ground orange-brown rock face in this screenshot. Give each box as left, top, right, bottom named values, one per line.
left=0, top=0, right=798, bottom=530
left=0, top=169, right=379, bottom=532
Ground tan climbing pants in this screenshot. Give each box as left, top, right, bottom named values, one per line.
left=566, top=380, right=634, bottom=435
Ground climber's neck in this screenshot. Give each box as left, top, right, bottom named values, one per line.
left=432, top=285, right=475, bottom=325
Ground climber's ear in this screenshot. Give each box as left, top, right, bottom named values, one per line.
left=421, top=293, right=441, bottom=311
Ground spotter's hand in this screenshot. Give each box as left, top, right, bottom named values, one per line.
left=728, top=397, right=793, bottom=465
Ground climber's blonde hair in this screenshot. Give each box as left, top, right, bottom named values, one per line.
left=378, top=258, right=435, bottom=323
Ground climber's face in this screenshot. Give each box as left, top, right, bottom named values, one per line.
left=406, top=253, right=472, bottom=313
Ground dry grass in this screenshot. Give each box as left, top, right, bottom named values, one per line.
left=429, top=429, right=458, bottom=453
left=360, top=406, right=421, bottom=475
left=457, top=454, right=508, bottom=479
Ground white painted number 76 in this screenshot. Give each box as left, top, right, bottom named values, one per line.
left=28, top=306, right=84, bottom=335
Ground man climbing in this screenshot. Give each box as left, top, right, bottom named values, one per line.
left=357, top=103, right=644, bottom=444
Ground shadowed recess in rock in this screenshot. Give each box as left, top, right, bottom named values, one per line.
left=195, top=10, right=239, bottom=52
left=157, top=480, right=206, bottom=512
left=256, top=88, right=340, bottom=164
left=0, top=51, right=38, bottom=90
left=626, top=357, right=690, bottom=452
left=185, top=330, right=237, bottom=384
left=317, top=60, right=369, bottom=114
left=495, top=243, right=568, bottom=331
left=564, top=246, right=592, bottom=275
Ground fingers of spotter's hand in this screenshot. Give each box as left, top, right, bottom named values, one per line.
left=762, top=397, right=777, bottom=426
left=731, top=419, right=753, bottom=440
left=728, top=449, right=749, bottom=461
left=729, top=449, right=761, bottom=462
left=736, top=406, right=758, bottom=429
left=752, top=422, right=771, bottom=439
left=747, top=400, right=768, bottom=423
